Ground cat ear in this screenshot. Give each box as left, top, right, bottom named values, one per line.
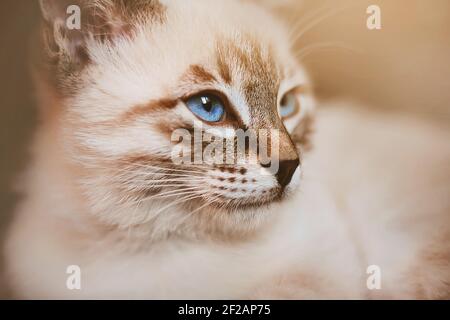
left=39, top=0, right=72, bottom=24
left=40, top=0, right=86, bottom=64
left=39, top=0, right=149, bottom=65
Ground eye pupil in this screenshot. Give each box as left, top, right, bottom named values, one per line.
left=185, top=93, right=225, bottom=123
left=200, top=96, right=213, bottom=112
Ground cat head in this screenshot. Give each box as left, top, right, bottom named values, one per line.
left=38, top=0, right=314, bottom=238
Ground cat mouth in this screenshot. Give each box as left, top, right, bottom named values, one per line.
left=189, top=187, right=286, bottom=212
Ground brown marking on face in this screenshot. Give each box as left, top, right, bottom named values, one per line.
left=116, top=154, right=172, bottom=168
left=155, top=117, right=196, bottom=141
left=216, top=43, right=233, bottom=84
left=228, top=177, right=236, bottom=183
left=183, top=64, right=217, bottom=84
left=278, top=129, right=300, bottom=162
left=239, top=168, right=247, bottom=175
left=119, top=98, right=178, bottom=124
left=217, top=166, right=236, bottom=173
left=226, top=167, right=237, bottom=173
left=217, top=36, right=280, bottom=129
left=215, top=36, right=299, bottom=165
left=241, top=45, right=280, bottom=127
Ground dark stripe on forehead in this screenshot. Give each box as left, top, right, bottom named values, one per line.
left=216, top=42, right=233, bottom=84
left=119, top=98, right=178, bottom=123
left=156, top=118, right=195, bottom=140
left=183, top=64, right=217, bottom=84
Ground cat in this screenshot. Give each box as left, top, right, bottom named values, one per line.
left=4, top=0, right=450, bottom=299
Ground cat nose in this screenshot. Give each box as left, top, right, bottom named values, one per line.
left=276, top=158, right=300, bottom=188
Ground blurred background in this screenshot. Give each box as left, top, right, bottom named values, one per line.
left=0, top=0, right=449, bottom=298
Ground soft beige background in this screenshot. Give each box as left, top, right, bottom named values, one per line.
left=0, top=0, right=449, bottom=298
left=284, top=0, right=450, bottom=118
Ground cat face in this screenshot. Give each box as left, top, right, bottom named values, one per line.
left=39, top=0, right=314, bottom=236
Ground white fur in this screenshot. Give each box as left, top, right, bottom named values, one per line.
left=4, top=0, right=450, bottom=299
left=6, top=102, right=450, bottom=299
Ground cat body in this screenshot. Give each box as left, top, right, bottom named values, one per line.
left=7, top=104, right=450, bottom=299
left=5, top=0, right=450, bottom=299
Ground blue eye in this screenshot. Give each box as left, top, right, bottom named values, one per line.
left=279, top=91, right=300, bottom=119
left=185, top=93, right=225, bottom=123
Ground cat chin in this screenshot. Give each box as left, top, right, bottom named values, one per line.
left=137, top=189, right=295, bottom=240
left=189, top=183, right=300, bottom=214
left=182, top=187, right=300, bottom=237
left=84, top=179, right=299, bottom=242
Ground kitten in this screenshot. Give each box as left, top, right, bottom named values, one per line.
left=4, top=0, right=449, bottom=299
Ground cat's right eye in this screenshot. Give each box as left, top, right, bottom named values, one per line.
left=184, top=93, right=226, bottom=123
left=279, top=90, right=300, bottom=120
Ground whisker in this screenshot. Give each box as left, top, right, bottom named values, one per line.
left=184, top=193, right=222, bottom=218
left=114, top=162, right=205, bottom=175
left=288, top=3, right=335, bottom=40
left=136, top=172, right=204, bottom=179
left=126, top=189, right=205, bottom=228
left=296, top=41, right=363, bottom=60
left=137, top=187, right=205, bottom=203
left=119, top=172, right=205, bottom=181
left=119, top=178, right=205, bottom=184
left=127, top=197, right=145, bottom=239
left=148, top=193, right=204, bottom=221
left=290, top=2, right=357, bottom=47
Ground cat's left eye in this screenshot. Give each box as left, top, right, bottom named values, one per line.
left=185, top=93, right=225, bottom=123
left=279, top=90, right=300, bottom=119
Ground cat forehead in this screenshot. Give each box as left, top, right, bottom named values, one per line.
left=93, top=0, right=291, bottom=75
left=76, top=0, right=298, bottom=123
